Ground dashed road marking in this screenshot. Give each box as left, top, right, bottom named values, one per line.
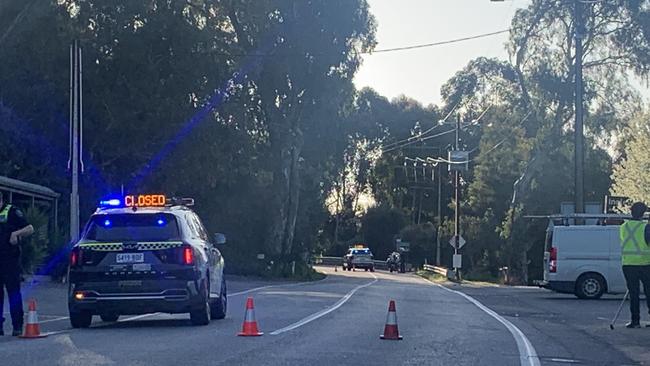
left=549, top=358, right=581, bottom=364
left=270, top=273, right=378, bottom=335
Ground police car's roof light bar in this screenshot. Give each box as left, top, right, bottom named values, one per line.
left=97, top=195, right=195, bottom=209
left=99, top=198, right=121, bottom=208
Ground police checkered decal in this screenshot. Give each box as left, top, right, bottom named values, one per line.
left=78, top=241, right=183, bottom=251
left=137, top=242, right=183, bottom=251
left=78, top=243, right=122, bottom=251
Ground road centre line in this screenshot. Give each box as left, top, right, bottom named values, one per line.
left=39, top=316, right=70, bottom=324
left=270, top=273, right=378, bottom=335
left=420, top=277, right=541, bottom=366
left=228, top=278, right=326, bottom=297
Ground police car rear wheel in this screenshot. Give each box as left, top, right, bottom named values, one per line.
left=70, top=311, right=92, bottom=328
left=210, top=278, right=227, bottom=320
left=190, top=281, right=211, bottom=326
left=100, top=313, right=119, bottom=322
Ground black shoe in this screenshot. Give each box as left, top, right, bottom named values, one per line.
left=11, top=328, right=21, bottom=336
left=0, top=329, right=4, bottom=336
left=626, top=322, right=641, bottom=328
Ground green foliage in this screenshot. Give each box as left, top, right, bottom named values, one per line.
left=398, top=222, right=436, bottom=267
left=611, top=113, right=650, bottom=203
left=20, top=207, right=49, bottom=274
left=360, top=205, right=406, bottom=260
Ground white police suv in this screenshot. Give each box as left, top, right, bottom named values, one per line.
left=68, top=194, right=227, bottom=327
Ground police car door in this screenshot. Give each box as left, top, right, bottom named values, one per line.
left=189, top=213, right=221, bottom=296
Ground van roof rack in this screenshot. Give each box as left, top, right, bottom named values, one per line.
left=524, top=213, right=649, bottom=227
left=524, top=213, right=634, bottom=219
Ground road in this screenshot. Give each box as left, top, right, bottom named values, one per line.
left=0, top=267, right=647, bottom=365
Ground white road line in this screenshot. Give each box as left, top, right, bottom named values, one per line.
left=228, top=280, right=319, bottom=297
left=270, top=274, right=378, bottom=335
left=39, top=316, right=69, bottom=324
left=421, top=277, right=541, bottom=366
left=549, top=358, right=581, bottom=364
left=117, top=313, right=160, bottom=322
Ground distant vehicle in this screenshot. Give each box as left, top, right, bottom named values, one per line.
left=342, top=245, right=374, bottom=272
left=68, top=194, right=228, bottom=327
left=541, top=220, right=627, bottom=299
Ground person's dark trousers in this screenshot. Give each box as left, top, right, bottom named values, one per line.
left=0, top=261, right=24, bottom=330
left=622, top=265, right=650, bottom=324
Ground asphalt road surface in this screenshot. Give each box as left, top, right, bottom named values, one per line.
left=1, top=267, right=648, bottom=365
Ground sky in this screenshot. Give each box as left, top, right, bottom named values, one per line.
left=353, top=0, right=531, bottom=107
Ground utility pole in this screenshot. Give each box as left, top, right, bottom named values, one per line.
left=69, top=40, right=83, bottom=243
left=436, top=162, right=442, bottom=266
left=454, top=115, right=461, bottom=279
left=574, top=0, right=585, bottom=215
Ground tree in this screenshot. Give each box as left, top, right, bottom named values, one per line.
left=611, top=112, right=650, bottom=203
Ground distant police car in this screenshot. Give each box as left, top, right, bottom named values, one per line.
left=342, top=245, right=375, bottom=272
left=68, top=194, right=227, bottom=327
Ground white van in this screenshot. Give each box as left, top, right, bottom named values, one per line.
left=543, top=224, right=626, bottom=299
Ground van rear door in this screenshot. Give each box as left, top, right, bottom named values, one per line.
left=607, top=226, right=626, bottom=293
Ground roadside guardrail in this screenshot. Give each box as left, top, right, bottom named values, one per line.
left=423, top=264, right=452, bottom=278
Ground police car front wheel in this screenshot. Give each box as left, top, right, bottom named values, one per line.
left=70, top=311, right=92, bottom=328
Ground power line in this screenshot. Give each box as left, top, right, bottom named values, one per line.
left=370, top=29, right=511, bottom=54
left=225, top=28, right=515, bottom=58
left=426, top=110, right=533, bottom=165
left=379, top=99, right=463, bottom=151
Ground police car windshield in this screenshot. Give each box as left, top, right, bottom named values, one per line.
left=85, top=213, right=180, bottom=242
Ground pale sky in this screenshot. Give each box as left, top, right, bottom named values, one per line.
left=353, top=0, right=532, bottom=107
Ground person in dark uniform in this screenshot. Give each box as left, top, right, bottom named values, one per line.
left=0, top=192, right=34, bottom=336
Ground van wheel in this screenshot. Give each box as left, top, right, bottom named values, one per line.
left=575, top=273, right=605, bottom=299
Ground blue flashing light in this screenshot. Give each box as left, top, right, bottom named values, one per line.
left=99, top=198, right=122, bottom=207
left=103, top=219, right=112, bottom=227
left=157, top=219, right=165, bottom=226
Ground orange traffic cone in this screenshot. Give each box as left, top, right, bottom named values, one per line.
left=380, top=300, right=402, bottom=340
left=19, top=299, right=47, bottom=339
left=237, top=297, right=263, bottom=336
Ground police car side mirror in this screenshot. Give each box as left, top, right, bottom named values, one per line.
left=214, top=233, right=226, bottom=245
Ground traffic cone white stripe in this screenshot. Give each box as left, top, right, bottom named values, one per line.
left=245, top=308, right=256, bottom=322
left=385, top=310, right=397, bottom=325
left=27, top=310, right=38, bottom=324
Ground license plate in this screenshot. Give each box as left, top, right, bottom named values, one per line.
left=119, top=280, right=142, bottom=287
left=116, top=253, right=144, bottom=263
left=132, top=263, right=151, bottom=271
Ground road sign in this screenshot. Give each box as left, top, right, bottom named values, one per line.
left=448, top=151, right=469, bottom=171
left=449, top=235, right=465, bottom=249
left=453, top=254, right=462, bottom=269
left=395, top=238, right=410, bottom=252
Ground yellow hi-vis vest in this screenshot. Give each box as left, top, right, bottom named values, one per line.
left=0, top=204, right=12, bottom=224
left=620, top=220, right=650, bottom=266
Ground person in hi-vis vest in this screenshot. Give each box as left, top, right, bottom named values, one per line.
left=620, top=202, right=650, bottom=328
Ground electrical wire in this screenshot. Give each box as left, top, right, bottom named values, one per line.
left=225, top=28, right=518, bottom=58
left=369, top=29, right=512, bottom=54
left=379, top=99, right=463, bottom=151
left=423, top=110, right=533, bottom=165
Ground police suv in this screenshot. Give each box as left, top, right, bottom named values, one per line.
left=68, top=194, right=227, bottom=327
left=342, top=245, right=375, bottom=272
